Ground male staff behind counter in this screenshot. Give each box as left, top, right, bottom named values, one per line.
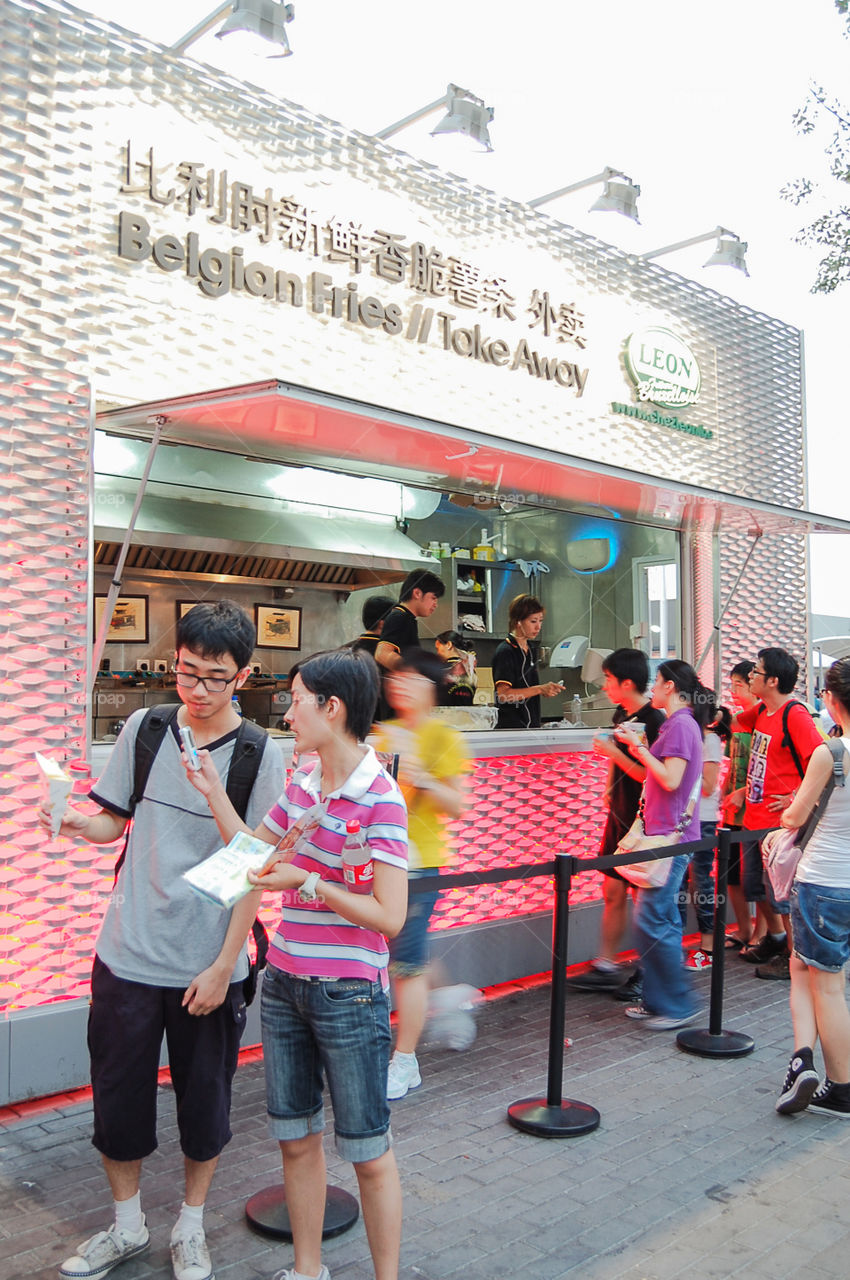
left=374, top=570, right=445, bottom=672
left=492, top=594, right=564, bottom=730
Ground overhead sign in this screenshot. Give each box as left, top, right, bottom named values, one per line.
left=623, top=327, right=701, bottom=408
left=112, top=141, right=591, bottom=398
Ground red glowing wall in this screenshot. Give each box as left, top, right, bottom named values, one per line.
left=4, top=751, right=607, bottom=1011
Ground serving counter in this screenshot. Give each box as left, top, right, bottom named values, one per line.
left=41, top=727, right=608, bottom=1008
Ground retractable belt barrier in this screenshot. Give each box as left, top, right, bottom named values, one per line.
left=408, top=824, right=777, bottom=1138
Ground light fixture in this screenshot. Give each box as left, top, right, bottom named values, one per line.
left=641, top=226, right=749, bottom=276
left=265, top=467, right=440, bottom=519
left=528, top=166, right=641, bottom=222
left=376, top=84, right=494, bottom=153
left=566, top=538, right=612, bottom=573
left=170, top=1, right=295, bottom=58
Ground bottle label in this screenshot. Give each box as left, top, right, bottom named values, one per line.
left=343, top=858, right=374, bottom=890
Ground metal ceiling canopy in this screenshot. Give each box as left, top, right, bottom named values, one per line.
left=97, top=380, right=850, bottom=538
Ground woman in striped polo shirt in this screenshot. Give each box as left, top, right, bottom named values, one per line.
left=188, top=647, right=408, bottom=1280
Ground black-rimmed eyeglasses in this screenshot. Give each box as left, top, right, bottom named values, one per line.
left=174, top=668, right=241, bottom=694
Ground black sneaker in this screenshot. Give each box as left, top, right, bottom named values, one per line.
left=776, top=1049, right=819, bottom=1114
left=566, top=965, right=628, bottom=992
left=612, top=970, right=643, bottom=1002
left=755, top=953, right=790, bottom=981
left=741, top=934, right=787, bottom=965
left=808, top=1079, right=850, bottom=1119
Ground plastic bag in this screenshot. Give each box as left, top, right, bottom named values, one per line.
left=426, top=984, right=482, bottom=1050
left=762, top=828, right=803, bottom=902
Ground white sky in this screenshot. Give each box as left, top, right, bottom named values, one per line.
left=72, top=0, right=850, bottom=616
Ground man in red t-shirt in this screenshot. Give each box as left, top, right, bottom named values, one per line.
left=734, top=647, right=823, bottom=978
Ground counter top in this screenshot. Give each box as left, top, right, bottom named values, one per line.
left=90, top=723, right=599, bottom=773
left=455, top=726, right=599, bottom=756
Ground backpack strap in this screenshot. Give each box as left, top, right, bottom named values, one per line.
left=114, top=704, right=181, bottom=884
left=780, top=700, right=808, bottom=780
left=829, top=737, right=847, bottom=788
left=224, top=717, right=268, bottom=819
left=131, top=704, right=182, bottom=809
left=798, top=739, right=847, bottom=850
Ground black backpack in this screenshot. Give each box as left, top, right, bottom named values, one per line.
left=115, top=704, right=270, bottom=1004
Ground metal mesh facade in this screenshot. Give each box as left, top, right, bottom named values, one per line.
left=1, top=0, right=808, bottom=1013
left=718, top=529, right=810, bottom=687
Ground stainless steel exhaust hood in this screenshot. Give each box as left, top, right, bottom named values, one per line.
left=93, top=446, right=434, bottom=590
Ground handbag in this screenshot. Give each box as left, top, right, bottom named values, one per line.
left=762, top=739, right=846, bottom=901
left=617, top=774, right=703, bottom=890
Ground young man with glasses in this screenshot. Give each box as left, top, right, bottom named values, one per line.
left=734, top=647, right=823, bottom=980
left=43, top=601, right=284, bottom=1280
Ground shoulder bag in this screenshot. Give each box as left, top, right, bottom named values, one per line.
left=616, top=773, right=703, bottom=890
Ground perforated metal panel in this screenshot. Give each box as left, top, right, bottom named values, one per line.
left=718, top=529, right=810, bottom=695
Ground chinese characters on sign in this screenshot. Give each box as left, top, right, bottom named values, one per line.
left=120, top=142, right=587, bottom=347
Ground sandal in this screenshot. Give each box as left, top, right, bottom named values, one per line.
left=724, top=935, right=748, bottom=951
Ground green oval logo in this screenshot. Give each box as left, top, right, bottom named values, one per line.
left=624, top=327, right=701, bottom=408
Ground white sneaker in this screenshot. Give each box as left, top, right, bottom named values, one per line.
left=624, top=1003, right=653, bottom=1020
left=272, top=1268, right=330, bottom=1280
left=170, top=1230, right=213, bottom=1280
left=59, top=1221, right=150, bottom=1280
left=386, top=1052, right=422, bottom=1100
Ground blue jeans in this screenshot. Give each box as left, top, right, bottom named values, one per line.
left=388, top=871, right=440, bottom=977
left=689, top=820, right=717, bottom=936
left=261, top=965, right=392, bottom=1164
left=633, top=855, right=698, bottom=1020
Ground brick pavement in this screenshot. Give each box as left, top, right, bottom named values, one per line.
left=2, top=955, right=850, bottom=1280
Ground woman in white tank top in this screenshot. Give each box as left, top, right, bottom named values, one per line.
left=774, top=658, right=850, bottom=1119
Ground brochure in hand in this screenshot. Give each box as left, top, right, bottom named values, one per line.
left=183, top=802, right=327, bottom=909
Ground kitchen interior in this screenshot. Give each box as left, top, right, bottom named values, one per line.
left=92, top=431, right=681, bottom=742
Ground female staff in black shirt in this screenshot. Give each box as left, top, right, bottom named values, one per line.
left=492, top=594, right=564, bottom=729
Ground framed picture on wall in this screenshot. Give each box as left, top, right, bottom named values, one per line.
left=177, top=600, right=205, bottom=622
left=94, top=595, right=149, bottom=644
left=255, top=604, right=302, bottom=650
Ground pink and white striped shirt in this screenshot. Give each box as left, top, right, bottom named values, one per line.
left=263, top=746, right=408, bottom=985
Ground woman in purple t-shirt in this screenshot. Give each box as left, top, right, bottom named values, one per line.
left=615, top=660, right=707, bottom=1030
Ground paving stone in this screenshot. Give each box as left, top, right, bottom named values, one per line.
left=5, top=960, right=850, bottom=1279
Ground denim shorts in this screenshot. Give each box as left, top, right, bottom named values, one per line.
left=388, top=872, right=440, bottom=977
left=261, top=964, right=392, bottom=1164
left=791, top=881, right=850, bottom=972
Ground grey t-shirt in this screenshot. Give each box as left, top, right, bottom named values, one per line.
left=90, top=708, right=285, bottom=988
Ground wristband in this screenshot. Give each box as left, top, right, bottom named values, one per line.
left=298, top=871, right=322, bottom=902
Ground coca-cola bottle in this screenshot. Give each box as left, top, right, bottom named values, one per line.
left=341, top=819, right=373, bottom=893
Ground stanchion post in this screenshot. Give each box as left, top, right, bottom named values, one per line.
left=546, top=848, right=571, bottom=1105
left=246, top=1185, right=358, bottom=1242
left=676, top=826, right=754, bottom=1058
left=507, top=854, right=600, bottom=1137
left=708, top=826, right=731, bottom=1036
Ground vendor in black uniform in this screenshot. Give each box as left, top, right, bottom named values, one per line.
left=373, top=570, right=445, bottom=720
left=349, top=595, right=396, bottom=658
left=374, top=570, right=445, bottom=672
left=435, top=631, right=478, bottom=706
left=492, top=594, right=564, bottom=729
left=348, top=594, right=396, bottom=721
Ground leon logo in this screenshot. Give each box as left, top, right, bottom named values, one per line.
left=624, top=327, right=701, bottom=408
